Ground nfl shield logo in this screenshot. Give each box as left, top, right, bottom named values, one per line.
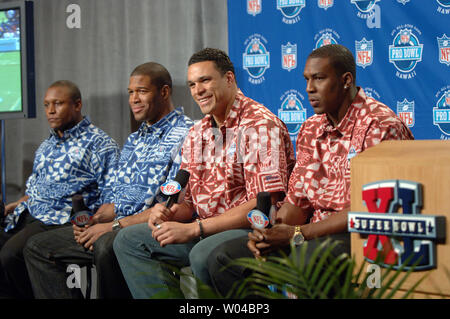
left=437, top=34, right=450, bottom=66
left=315, top=32, right=337, bottom=48
left=318, top=0, right=334, bottom=10
left=355, top=38, right=373, bottom=68
left=247, top=0, right=262, bottom=16
left=400, top=30, right=411, bottom=44
left=322, top=37, right=331, bottom=46
left=445, top=91, right=450, bottom=106
left=397, top=98, right=415, bottom=128
left=281, top=42, right=297, bottom=71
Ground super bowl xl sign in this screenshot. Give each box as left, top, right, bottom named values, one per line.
left=348, top=180, right=446, bottom=271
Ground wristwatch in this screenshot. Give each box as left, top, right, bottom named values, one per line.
left=112, top=219, right=122, bottom=231
left=291, top=225, right=305, bottom=246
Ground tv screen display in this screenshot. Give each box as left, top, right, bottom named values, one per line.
left=0, top=0, right=35, bottom=119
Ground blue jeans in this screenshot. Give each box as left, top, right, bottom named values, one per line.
left=113, top=223, right=250, bottom=298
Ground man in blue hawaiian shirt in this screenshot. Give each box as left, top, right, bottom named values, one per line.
left=0, top=80, right=120, bottom=298
left=23, top=62, right=194, bottom=299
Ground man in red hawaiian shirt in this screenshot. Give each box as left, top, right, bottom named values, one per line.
left=206, top=44, right=414, bottom=297
left=113, top=48, right=295, bottom=298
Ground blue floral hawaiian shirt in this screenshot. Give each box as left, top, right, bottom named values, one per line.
left=5, top=117, right=120, bottom=231
left=105, top=107, right=194, bottom=218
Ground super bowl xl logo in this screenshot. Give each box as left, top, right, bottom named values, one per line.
left=278, top=90, right=307, bottom=145
left=348, top=180, right=446, bottom=271
left=355, top=38, right=373, bottom=68
left=314, top=29, right=339, bottom=49
left=318, top=0, right=334, bottom=10
left=351, top=0, right=379, bottom=19
left=397, top=98, right=415, bottom=128
left=389, top=26, right=423, bottom=80
left=433, top=86, right=450, bottom=139
left=437, top=0, right=450, bottom=14
left=243, top=34, right=270, bottom=85
left=247, top=0, right=262, bottom=16
left=437, top=34, right=450, bottom=66
left=276, top=0, right=305, bottom=24
left=281, top=42, right=297, bottom=71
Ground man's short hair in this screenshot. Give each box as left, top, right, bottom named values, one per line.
left=48, top=80, right=82, bottom=103
left=307, top=44, right=356, bottom=82
left=131, top=62, right=173, bottom=91
left=188, top=48, right=235, bottom=76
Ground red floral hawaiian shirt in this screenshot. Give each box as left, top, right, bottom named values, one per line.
left=286, top=88, right=414, bottom=223
left=181, top=90, right=295, bottom=219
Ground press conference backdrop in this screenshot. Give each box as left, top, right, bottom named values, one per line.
left=227, top=0, right=450, bottom=145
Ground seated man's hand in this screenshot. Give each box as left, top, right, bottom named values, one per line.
left=151, top=221, right=197, bottom=247
left=76, top=222, right=112, bottom=251
left=73, top=224, right=86, bottom=242
left=73, top=203, right=115, bottom=242
left=91, top=203, right=115, bottom=224
left=4, top=202, right=18, bottom=216
left=147, top=203, right=176, bottom=230
left=247, top=224, right=295, bottom=258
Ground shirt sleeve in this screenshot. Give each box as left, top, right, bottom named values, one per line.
left=179, top=129, right=195, bottom=210
left=242, top=119, right=294, bottom=200
left=362, top=114, right=415, bottom=150
left=285, top=123, right=314, bottom=212
left=94, top=139, right=120, bottom=206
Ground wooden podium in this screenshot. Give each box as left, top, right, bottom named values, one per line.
left=350, top=140, right=450, bottom=298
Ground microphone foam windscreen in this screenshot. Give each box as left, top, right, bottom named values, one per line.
left=256, top=191, right=271, bottom=216
left=72, top=194, right=85, bottom=212
left=174, top=169, right=190, bottom=188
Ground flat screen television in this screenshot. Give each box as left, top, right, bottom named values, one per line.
left=0, top=0, right=35, bottom=119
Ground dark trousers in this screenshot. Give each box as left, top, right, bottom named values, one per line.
left=23, top=225, right=131, bottom=299
left=207, top=232, right=351, bottom=297
left=0, top=210, right=69, bottom=298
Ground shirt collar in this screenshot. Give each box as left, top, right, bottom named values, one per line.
left=50, top=116, right=91, bottom=140
left=318, top=87, right=366, bottom=137
left=138, top=106, right=184, bottom=137
left=206, top=89, right=245, bottom=130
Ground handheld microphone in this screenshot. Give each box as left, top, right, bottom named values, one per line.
left=70, top=194, right=93, bottom=227
left=160, top=169, right=190, bottom=209
left=247, top=191, right=273, bottom=229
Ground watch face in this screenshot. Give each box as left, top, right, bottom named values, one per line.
left=293, top=234, right=304, bottom=246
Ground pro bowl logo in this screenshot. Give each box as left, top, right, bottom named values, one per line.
left=433, top=86, right=450, bottom=139
left=281, top=42, right=297, bottom=71
left=247, top=0, right=262, bottom=16
left=437, top=0, right=450, bottom=14
left=278, top=90, right=307, bottom=145
left=397, top=99, right=415, bottom=128
left=437, top=34, right=450, bottom=66
left=355, top=38, right=373, bottom=68
left=243, top=34, right=270, bottom=85
left=318, top=0, right=334, bottom=10
left=277, top=0, right=305, bottom=24
left=351, top=0, right=380, bottom=19
left=389, top=26, right=423, bottom=79
left=348, top=180, right=446, bottom=271
left=363, top=87, right=380, bottom=100
left=314, top=29, right=340, bottom=49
